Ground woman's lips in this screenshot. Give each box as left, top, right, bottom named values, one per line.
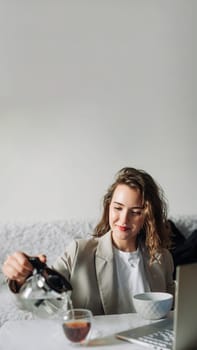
left=117, top=225, right=130, bottom=231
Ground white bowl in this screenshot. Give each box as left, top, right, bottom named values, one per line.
left=133, top=292, right=173, bottom=320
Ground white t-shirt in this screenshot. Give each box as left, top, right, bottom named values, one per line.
left=113, top=246, right=150, bottom=313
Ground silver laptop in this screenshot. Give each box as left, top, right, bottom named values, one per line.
left=116, top=263, right=197, bottom=350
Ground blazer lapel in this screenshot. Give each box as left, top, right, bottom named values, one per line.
left=95, top=231, right=117, bottom=314
left=141, top=244, right=164, bottom=292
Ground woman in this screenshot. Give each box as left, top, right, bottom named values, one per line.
left=2, top=167, right=174, bottom=315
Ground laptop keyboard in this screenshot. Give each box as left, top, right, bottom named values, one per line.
left=138, top=328, right=174, bottom=349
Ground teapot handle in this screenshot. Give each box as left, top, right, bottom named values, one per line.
left=28, top=256, right=73, bottom=293
left=28, top=257, right=46, bottom=271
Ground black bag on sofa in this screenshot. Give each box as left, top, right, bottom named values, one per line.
left=168, top=220, right=197, bottom=278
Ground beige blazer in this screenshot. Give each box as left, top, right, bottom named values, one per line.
left=53, top=231, right=175, bottom=315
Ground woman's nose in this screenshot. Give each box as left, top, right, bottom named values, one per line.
left=120, top=210, right=130, bottom=224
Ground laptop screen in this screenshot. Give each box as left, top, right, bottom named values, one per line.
left=173, top=263, right=197, bottom=350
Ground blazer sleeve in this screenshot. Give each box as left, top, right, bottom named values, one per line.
left=52, top=239, right=79, bottom=282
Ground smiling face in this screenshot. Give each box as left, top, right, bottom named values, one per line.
left=109, top=184, right=145, bottom=251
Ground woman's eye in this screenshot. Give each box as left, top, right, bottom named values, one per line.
left=130, top=210, right=142, bottom=216
left=114, top=207, right=122, bottom=211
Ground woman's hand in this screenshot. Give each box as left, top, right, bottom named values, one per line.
left=2, top=251, right=46, bottom=286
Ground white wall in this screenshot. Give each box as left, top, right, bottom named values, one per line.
left=0, top=0, right=196, bottom=221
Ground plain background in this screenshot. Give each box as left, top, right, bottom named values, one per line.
left=0, top=0, right=196, bottom=221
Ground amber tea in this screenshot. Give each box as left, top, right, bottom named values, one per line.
left=63, top=320, right=91, bottom=342
left=62, top=308, right=92, bottom=344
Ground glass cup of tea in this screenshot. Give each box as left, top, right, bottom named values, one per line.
left=62, top=308, right=93, bottom=345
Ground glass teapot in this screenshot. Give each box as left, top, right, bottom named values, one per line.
left=18, top=257, right=73, bottom=319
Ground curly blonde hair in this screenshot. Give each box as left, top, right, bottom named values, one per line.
left=94, top=167, right=171, bottom=263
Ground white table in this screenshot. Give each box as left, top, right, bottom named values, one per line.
left=0, top=313, right=169, bottom=350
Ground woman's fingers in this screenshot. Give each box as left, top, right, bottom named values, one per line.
left=2, top=251, right=47, bottom=282
left=37, top=254, right=47, bottom=263
left=2, top=252, right=33, bottom=281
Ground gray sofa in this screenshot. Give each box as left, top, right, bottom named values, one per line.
left=0, top=216, right=196, bottom=327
